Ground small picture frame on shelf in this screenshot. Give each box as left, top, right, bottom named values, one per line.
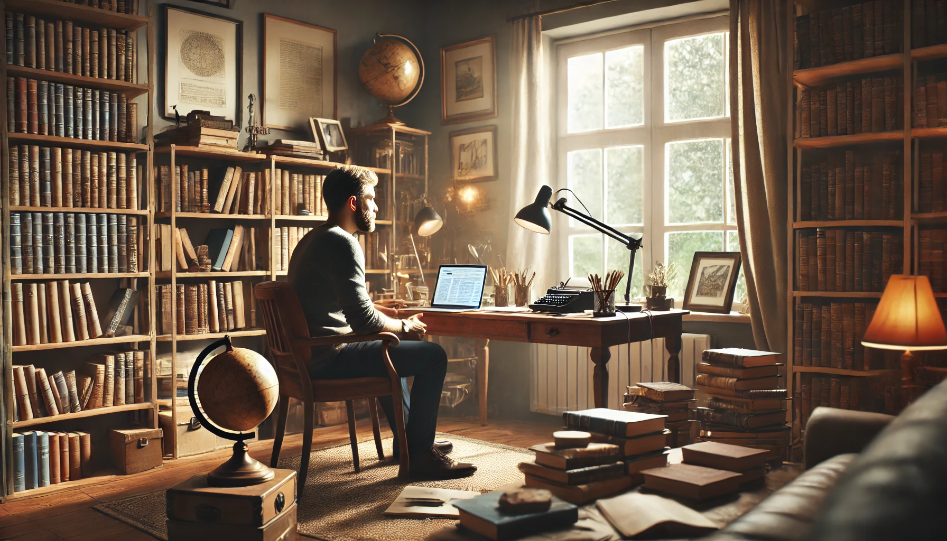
left=682, top=252, right=742, bottom=314
left=441, top=35, right=497, bottom=124
left=310, top=117, right=348, bottom=152
left=449, top=125, right=497, bottom=183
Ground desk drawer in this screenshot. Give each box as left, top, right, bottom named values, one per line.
left=424, top=314, right=530, bottom=342
left=529, top=321, right=594, bottom=346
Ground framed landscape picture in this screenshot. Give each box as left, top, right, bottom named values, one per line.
left=163, top=5, right=242, bottom=123
left=450, top=125, right=497, bottom=183
left=682, top=252, right=742, bottom=314
left=263, top=14, right=337, bottom=130
left=441, top=35, right=497, bottom=124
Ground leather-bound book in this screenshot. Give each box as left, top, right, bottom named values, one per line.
left=36, top=212, right=48, bottom=275
left=108, top=92, right=117, bottom=142
left=113, top=352, right=125, bottom=406
left=852, top=4, right=864, bottom=60
left=40, top=147, right=51, bottom=207
left=861, top=77, right=872, bottom=132
left=233, top=281, right=246, bottom=329
left=159, top=284, right=173, bottom=335
left=225, top=282, right=236, bottom=330
left=179, top=164, right=189, bottom=212
left=184, top=284, right=198, bottom=335
left=70, top=282, right=90, bottom=341
left=46, top=281, right=62, bottom=344
left=80, top=27, right=90, bottom=77
left=27, top=78, right=38, bottom=134
left=808, top=10, right=820, bottom=67
left=64, top=85, right=74, bottom=138
left=844, top=153, right=854, bottom=219
left=89, top=30, right=99, bottom=78
left=208, top=280, right=220, bottom=333
left=872, top=1, right=884, bottom=55
left=24, top=365, right=43, bottom=417
left=176, top=284, right=185, bottom=335
left=53, top=20, right=63, bottom=71
left=198, top=283, right=209, bottom=333
left=99, top=27, right=108, bottom=79
left=12, top=283, right=27, bottom=346
left=927, top=76, right=939, bottom=128
left=127, top=216, right=138, bottom=272
left=853, top=79, right=863, bottom=133
left=843, top=302, right=855, bottom=369
left=66, top=433, right=81, bottom=480
left=117, top=215, right=127, bottom=272
left=914, top=0, right=927, bottom=47
left=24, top=284, right=40, bottom=345
left=216, top=281, right=227, bottom=331
left=124, top=353, right=134, bottom=405
left=821, top=305, right=832, bottom=367
left=107, top=29, right=116, bottom=81
left=47, top=431, right=60, bottom=485
left=854, top=166, right=864, bottom=219
left=58, top=280, right=75, bottom=342
left=793, top=303, right=802, bottom=365
left=883, top=77, right=897, bottom=131
left=15, top=76, right=26, bottom=132
left=84, top=89, right=93, bottom=139
left=282, top=170, right=291, bottom=215
left=281, top=227, right=289, bottom=270
left=134, top=351, right=145, bottom=404
left=845, top=81, right=854, bottom=134
left=854, top=232, right=864, bottom=292
left=24, top=15, right=35, bottom=68
left=834, top=166, right=845, bottom=219
left=100, top=354, right=115, bottom=407
left=37, top=283, right=49, bottom=344
left=11, top=213, right=22, bottom=275
left=802, top=302, right=812, bottom=365
left=35, top=368, right=59, bottom=417
left=827, top=86, right=838, bottom=135
left=817, top=229, right=826, bottom=290
left=106, top=151, right=117, bottom=208
left=116, top=33, right=125, bottom=82
left=6, top=78, right=14, bottom=133
left=127, top=101, right=138, bottom=144
left=935, top=151, right=944, bottom=213
left=73, top=23, right=81, bottom=76
left=845, top=230, right=855, bottom=291
left=854, top=302, right=866, bottom=369
left=63, top=21, right=73, bottom=74
left=63, top=370, right=80, bottom=413
left=90, top=153, right=100, bottom=208
left=830, top=302, right=843, bottom=368
left=883, top=159, right=895, bottom=219
left=117, top=95, right=127, bottom=147
left=81, top=363, right=104, bottom=410
left=53, top=82, right=64, bottom=137
left=81, top=282, right=103, bottom=338
left=54, top=212, right=65, bottom=274
left=76, top=214, right=87, bottom=273
left=871, top=78, right=884, bottom=132
left=57, top=432, right=70, bottom=481
left=62, top=148, right=73, bottom=209
left=99, top=91, right=109, bottom=141
left=23, top=212, right=34, bottom=274
left=37, top=80, right=48, bottom=136
left=940, top=78, right=947, bottom=127
left=11, top=12, right=22, bottom=65
left=863, top=231, right=874, bottom=292
left=14, top=366, right=33, bottom=420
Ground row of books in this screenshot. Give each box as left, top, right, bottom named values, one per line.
left=274, top=226, right=314, bottom=272
left=694, top=349, right=789, bottom=463
left=797, top=78, right=902, bottom=139
left=914, top=74, right=947, bottom=129
left=799, top=151, right=903, bottom=222
left=12, top=431, right=91, bottom=493
left=799, top=374, right=901, bottom=430
left=8, top=77, right=138, bottom=143
left=796, top=228, right=904, bottom=292
left=156, top=225, right=264, bottom=273
left=6, top=12, right=137, bottom=83
left=912, top=0, right=947, bottom=48
left=10, top=212, right=140, bottom=275
left=919, top=229, right=947, bottom=289
left=12, top=282, right=139, bottom=347
left=157, top=165, right=266, bottom=216
left=157, top=281, right=256, bottom=336
left=272, top=170, right=327, bottom=217
left=918, top=151, right=947, bottom=212
left=9, top=146, right=140, bottom=210
left=793, top=2, right=902, bottom=71
left=51, top=0, right=139, bottom=15
left=793, top=301, right=896, bottom=371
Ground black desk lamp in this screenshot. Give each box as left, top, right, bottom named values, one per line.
left=514, top=185, right=643, bottom=312
left=410, top=203, right=443, bottom=289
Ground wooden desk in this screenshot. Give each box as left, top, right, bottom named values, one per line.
left=416, top=309, right=689, bottom=425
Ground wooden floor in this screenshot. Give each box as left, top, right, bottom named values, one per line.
left=0, top=416, right=561, bottom=541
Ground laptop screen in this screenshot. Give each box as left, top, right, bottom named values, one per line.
left=431, top=265, right=487, bottom=309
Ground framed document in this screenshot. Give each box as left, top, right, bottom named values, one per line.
left=163, top=5, right=242, bottom=123
left=263, top=14, right=337, bottom=130
left=441, top=35, right=497, bottom=125
left=450, top=125, right=498, bottom=183
left=682, top=252, right=742, bottom=314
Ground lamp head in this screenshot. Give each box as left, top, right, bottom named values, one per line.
left=862, top=275, right=947, bottom=351
left=514, top=185, right=553, bottom=234
left=413, top=205, right=443, bottom=237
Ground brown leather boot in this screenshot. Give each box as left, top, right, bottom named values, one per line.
left=409, top=446, right=477, bottom=479
left=393, top=440, right=452, bottom=460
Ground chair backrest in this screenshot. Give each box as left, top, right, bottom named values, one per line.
left=254, top=281, right=314, bottom=401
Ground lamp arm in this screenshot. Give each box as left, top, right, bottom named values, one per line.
left=552, top=200, right=641, bottom=249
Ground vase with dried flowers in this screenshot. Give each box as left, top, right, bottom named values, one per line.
left=646, top=262, right=676, bottom=310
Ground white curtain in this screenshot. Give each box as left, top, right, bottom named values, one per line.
left=506, top=15, right=556, bottom=290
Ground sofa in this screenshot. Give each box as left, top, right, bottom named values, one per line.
left=707, top=378, right=947, bottom=541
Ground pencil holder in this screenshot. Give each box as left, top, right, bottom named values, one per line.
left=514, top=284, right=531, bottom=307
left=593, top=290, right=616, bottom=317
left=495, top=284, right=510, bottom=307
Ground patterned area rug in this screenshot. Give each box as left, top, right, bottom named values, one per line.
left=94, top=434, right=531, bottom=540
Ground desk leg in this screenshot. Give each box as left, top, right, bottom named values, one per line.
left=590, top=347, right=611, bottom=408
left=666, top=335, right=682, bottom=383
left=477, top=338, right=490, bottom=426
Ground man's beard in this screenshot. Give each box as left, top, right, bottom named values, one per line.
left=356, top=206, right=374, bottom=233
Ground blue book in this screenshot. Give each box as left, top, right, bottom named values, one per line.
left=204, top=229, right=234, bottom=271
left=12, top=433, right=25, bottom=492
left=452, top=491, right=578, bottom=541
left=37, top=431, right=50, bottom=488
left=23, top=431, right=37, bottom=490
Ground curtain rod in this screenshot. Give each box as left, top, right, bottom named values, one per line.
left=507, top=0, right=624, bottom=22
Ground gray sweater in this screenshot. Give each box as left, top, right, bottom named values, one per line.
left=287, top=224, right=400, bottom=372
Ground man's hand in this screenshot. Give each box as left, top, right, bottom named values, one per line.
left=402, top=313, right=427, bottom=340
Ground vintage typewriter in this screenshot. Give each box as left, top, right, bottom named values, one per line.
left=528, top=277, right=594, bottom=314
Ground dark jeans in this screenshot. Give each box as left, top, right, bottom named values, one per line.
left=310, top=340, right=447, bottom=455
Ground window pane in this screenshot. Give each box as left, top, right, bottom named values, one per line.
left=728, top=231, right=748, bottom=304
left=666, top=231, right=724, bottom=299
left=568, top=53, right=603, bottom=133
left=667, top=139, right=725, bottom=224
left=726, top=141, right=736, bottom=225
left=571, top=235, right=602, bottom=279
left=607, top=237, right=643, bottom=299
left=665, top=32, right=727, bottom=122
left=568, top=149, right=603, bottom=226
left=605, top=46, right=644, bottom=128
left=606, top=146, right=644, bottom=225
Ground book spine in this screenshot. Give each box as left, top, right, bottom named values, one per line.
left=13, top=366, right=33, bottom=420
left=54, top=212, right=65, bottom=274
left=65, top=213, right=75, bottom=273
left=98, top=213, right=108, bottom=272
left=114, top=353, right=126, bottom=406
left=37, top=433, right=49, bottom=488
left=125, top=354, right=134, bottom=405
left=11, top=213, right=22, bottom=275
left=109, top=91, right=117, bottom=142
left=134, top=351, right=144, bottom=404
left=65, top=370, right=80, bottom=413
left=71, top=282, right=89, bottom=340
left=76, top=214, right=87, bottom=273
left=36, top=368, right=59, bottom=417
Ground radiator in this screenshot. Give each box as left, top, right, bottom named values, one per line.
left=530, top=334, right=711, bottom=415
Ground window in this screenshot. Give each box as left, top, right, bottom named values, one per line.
left=556, top=16, right=744, bottom=304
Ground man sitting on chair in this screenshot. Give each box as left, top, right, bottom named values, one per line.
left=287, top=165, right=477, bottom=480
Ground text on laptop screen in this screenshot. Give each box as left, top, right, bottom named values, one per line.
left=432, top=266, right=486, bottom=308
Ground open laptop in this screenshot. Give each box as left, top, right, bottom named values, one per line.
left=401, top=264, right=487, bottom=313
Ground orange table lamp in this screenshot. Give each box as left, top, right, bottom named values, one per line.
left=861, top=275, right=947, bottom=383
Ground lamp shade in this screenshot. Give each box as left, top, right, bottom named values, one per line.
left=514, top=185, right=553, bottom=234
left=862, top=275, right=947, bottom=351
left=413, top=206, right=443, bottom=237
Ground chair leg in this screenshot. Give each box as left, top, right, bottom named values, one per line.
left=298, top=400, right=314, bottom=505
left=346, top=400, right=360, bottom=473
left=391, top=390, right=410, bottom=479
left=369, top=398, right=384, bottom=460
left=270, top=395, right=289, bottom=468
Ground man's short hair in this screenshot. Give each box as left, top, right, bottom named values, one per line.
left=321, top=165, right=378, bottom=213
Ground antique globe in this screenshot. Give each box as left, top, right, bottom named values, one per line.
left=188, top=336, right=279, bottom=486
left=358, top=33, right=425, bottom=126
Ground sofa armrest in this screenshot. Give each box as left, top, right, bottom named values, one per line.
left=804, top=407, right=894, bottom=469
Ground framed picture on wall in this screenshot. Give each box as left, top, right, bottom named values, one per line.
left=163, top=5, right=242, bottom=123
left=263, top=14, right=337, bottom=130
left=450, top=125, right=498, bottom=183
left=441, top=35, right=497, bottom=125
left=309, top=117, right=348, bottom=152
left=682, top=252, right=742, bottom=314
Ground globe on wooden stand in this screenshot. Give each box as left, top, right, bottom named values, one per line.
left=358, top=33, right=425, bottom=127
left=188, top=336, right=280, bottom=487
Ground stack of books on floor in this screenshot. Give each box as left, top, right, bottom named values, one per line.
left=265, top=140, right=325, bottom=160
left=640, top=440, right=768, bottom=502
left=624, top=382, right=696, bottom=446
left=694, top=348, right=790, bottom=464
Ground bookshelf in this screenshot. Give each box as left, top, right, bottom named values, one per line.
left=0, top=0, right=155, bottom=500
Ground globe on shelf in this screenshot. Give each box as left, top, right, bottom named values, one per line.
left=188, top=336, right=279, bottom=486
left=358, top=33, right=425, bottom=126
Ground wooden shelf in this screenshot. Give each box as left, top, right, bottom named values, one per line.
left=793, top=291, right=882, bottom=298
left=156, top=271, right=269, bottom=279
left=157, top=329, right=266, bottom=342
left=156, top=146, right=268, bottom=162
left=395, top=173, right=425, bottom=180
left=793, top=220, right=904, bottom=229
left=912, top=127, right=947, bottom=138
left=10, top=206, right=148, bottom=216
left=794, top=131, right=903, bottom=149
left=12, top=272, right=149, bottom=280
left=13, top=403, right=154, bottom=429
left=792, top=366, right=900, bottom=377
left=6, top=0, right=149, bottom=31
left=12, top=334, right=151, bottom=352
left=365, top=269, right=392, bottom=275
left=793, top=53, right=903, bottom=87
left=274, top=215, right=328, bottom=222
left=269, top=155, right=391, bottom=175
left=912, top=211, right=947, bottom=222
left=8, top=133, right=148, bottom=151
left=5, top=65, right=149, bottom=98
left=156, top=212, right=269, bottom=220
left=911, top=44, right=947, bottom=61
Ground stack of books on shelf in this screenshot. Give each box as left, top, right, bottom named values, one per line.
left=274, top=226, right=314, bottom=272
left=155, top=124, right=239, bottom=150
left=918, top=149, right=947, bottom=213
left=624, top=382, right=696, bottom=446
left=798, top=150, right=903, bottom=222
left=796, top=77, right=902, bottom=139
left=793, top=2, right=902, bottom=71
left=694, top=348, right=789, bottom=464
left=793, top=300, right=897, bottom=372
left=913, top=0, right=947, bottom=48
left=799, top=371, right=901, bottom=430
left=913, top=73, right=947, bottom=129
left=156, top=225, right=266, bottom=273
left=156, top=281, right=257, bottom=335
left=12, top=430, right=92, bottom=493
left=796, top=229, right=902, bottom=292
left=12, top=282, right=141, bottom=346
left=272, top=169, right=326, bottom=217
left=265, top=140, right=324, bottom=160
left=157, top=165, right=268, bottom=216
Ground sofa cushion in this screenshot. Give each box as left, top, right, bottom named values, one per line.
left=704, top=453, right=856, bottom=541
left=808, top=379, right=947, bottom=541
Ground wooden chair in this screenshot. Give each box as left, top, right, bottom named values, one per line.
left=254, top=281, right=409, bottom=503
